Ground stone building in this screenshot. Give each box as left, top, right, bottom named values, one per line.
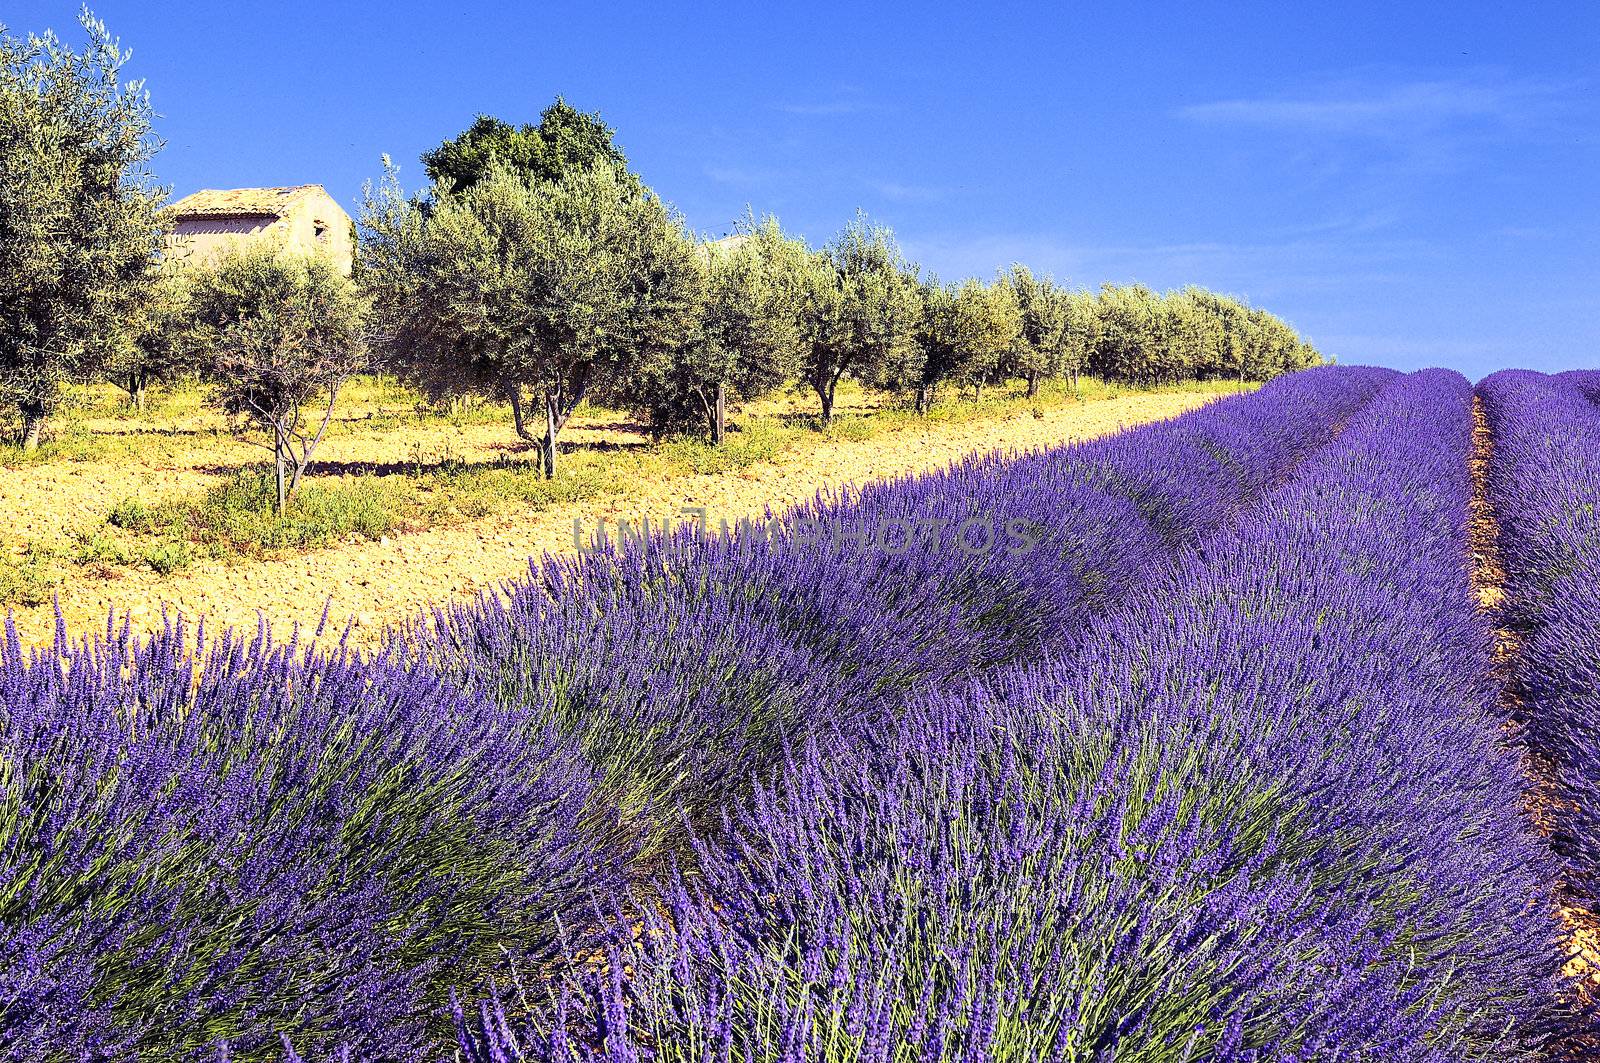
left=164, top=185, right=354, bottom=275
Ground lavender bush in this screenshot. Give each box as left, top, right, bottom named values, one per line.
left=404, top=366, right=1394, bottom=870
left=1554, top=368, right=1600, bottom=403
left=1481, top=371, right=1600, bottom=912
left=479, top=369, right=1568, bottom=1061
left=0, top=617, right=613, bottom=1060
left=3, top=365, right=1443, bottom=1059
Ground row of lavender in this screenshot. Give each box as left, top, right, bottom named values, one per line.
left=406, top=366, right=1392, bottom=873
left=0, top=368, right=1394, bottom=1059
left=1481, top=371, right=1600, bottom=940
left=469, top=369, right=1571, bottom=1061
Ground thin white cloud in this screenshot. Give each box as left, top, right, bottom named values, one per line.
left=1496, top=225, right=1553, bottom=239
left=1267, top=210, right=1403, bottom=239
left=777, top=100, right=874, bottom=116
left=867, top=180, right=948, bottom=203
left=704, top=163, right=949, bottom=205
left=1311, top=333, right=1511, bottom=360
left=898, top=231, right=1438, bottom=304
left=1177, top=75, right=1576, bottom=137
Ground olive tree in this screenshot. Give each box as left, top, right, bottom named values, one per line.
left=1090, top=283, right=1164, bottom=386
left=873, top=274, right=1022, bottom=411
left=1174, top=287, right=1323, bottom=381
left=1057, top=288, right=1100, bottom=391
left=1005, top=266, right=1063, bottom=397
left=635, top=216, right=809, bottom=443
left=951, top=277, right=1022, bottom=399
left=0, top=11, right=165, bottom=449
left=188, top=248, right=368, bottom=515
left=1241, top=305, right=1320, bottom=379
left=870, top=277, right=946, bottom=414
left=104, top=265, right=193, bottom=410
left=362, top=162, right=701, bottom=476
left=800, top=214, right=920, bottom=426
left=1151, top=288, right=1211, bottom=383
left=1006, top=267, right=1101, bottom=395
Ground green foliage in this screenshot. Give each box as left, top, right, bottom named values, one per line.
left=361, top=162, right=701, bottom=475
left=656, top=420, right=793, bottom=473
left=420, top=98, right=630, bottom=194
left=102, top=265, right=195, bottom=409
left=632, top=215, right=812, bottom=442
left=92, top=450, right=622, bottom=569
left=188, top=246, right=369, bottom=513
left=0, top=417, right=100, bottom=464
left=871, top=276, right=952, bottom=405
left=0, top=10, right=166, bottom=450
left=1088, top=282, right=1320, bottom=385
left=801, top=213, right=921, bottom=425
left=106, top=496, right=149, bottom=528
left=1005, top=265, right=1099, bottom=394
left=110, top=470, right=406, bottom=557
left=0, top=541, right=68, bottom=605
left=876, top=274, right=1027, bottom=410
left=1092, top=282, right=1164, bottom=385
left=141, top=538, right=192, bottom=575
left=950, top=276, right=1023, bottom=394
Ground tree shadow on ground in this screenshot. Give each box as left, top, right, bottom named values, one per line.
left=186, top=437, right=653, bottom=479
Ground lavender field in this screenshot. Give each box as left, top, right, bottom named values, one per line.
left=6, top=366, right=1600, bottom=1061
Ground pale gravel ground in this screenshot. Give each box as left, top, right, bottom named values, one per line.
left=0, top=409, right=645, bottom=544
left=4, top=390, right=1222, bottom=650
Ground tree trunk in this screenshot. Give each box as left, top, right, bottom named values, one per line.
left=508, top=385, right=536, bottom=442
left=536, top=365, right=592, bottom=479
left=19, top=402, right=44, bottom=452
left=817, top=383, right=835, bottom=427
left=695, top=388, right=716, bottom=443
left=712, top=382, right=726, bottom=446
left=274, top=434, right=289, bottom=517
left=1071, top=368, right=1081, bottom=393
left=286, top=389, right=340, bottom=501
left=1026, top=371, right=1039, bottom=398
left=914, top=385, right=931, bottom=415
left=542, top=394, right=558, bottom=479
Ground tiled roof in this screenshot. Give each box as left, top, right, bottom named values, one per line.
left=697, top=233, right=751, bottom=262
left=708, top=233, right=751, bottom=255
left=167, top=185, right=325, bottom=219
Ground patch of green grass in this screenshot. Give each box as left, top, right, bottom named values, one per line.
left=0, top=375, right=520, bottom=468
left=0, top=520, right=207, bottom=604
left=822, top=415, right=876, bottom=442
left=0, top=542, right=72, bottom=607
left=72, top=527, right=140, bottom=567
left=95, top=449, right=647, bottom=574
left=657, top=421, right=795, bottom=475
left=109, top=470, right=412, bottom=560
left=0, top=421, right=111, bottom=465
left=142, top=540, right=194, bottom=576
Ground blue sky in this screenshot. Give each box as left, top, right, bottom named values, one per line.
left=9, top=1, right=1597, bottom=377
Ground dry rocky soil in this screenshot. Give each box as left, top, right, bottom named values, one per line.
left=2, top=386, right=1224, bottom=650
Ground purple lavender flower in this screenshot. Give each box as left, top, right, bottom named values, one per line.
left=481, top=370, right=1567, bottom=1061
left=0, top=617, right=615, bottom=1059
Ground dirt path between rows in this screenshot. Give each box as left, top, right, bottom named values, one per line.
left=6, top=391, right=1216, bottom=651
left=1467, top=395, right=1599, bottom=1052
